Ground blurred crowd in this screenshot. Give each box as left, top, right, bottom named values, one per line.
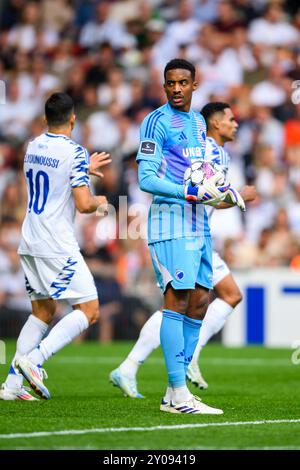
left=1, top=0, right=300, bottom=339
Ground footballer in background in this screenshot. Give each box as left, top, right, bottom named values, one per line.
left=0, top=92, right=111, bottom=401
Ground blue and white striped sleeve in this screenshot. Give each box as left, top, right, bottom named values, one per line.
left=220, top=148, right=230, bottom=168
left=219, top=147, right=230, bottom=173
left=70, top=145, right=90, bottom=188
left=214, top=147, right=230, bottom=183
left=209, top=145, right=230, bottom=173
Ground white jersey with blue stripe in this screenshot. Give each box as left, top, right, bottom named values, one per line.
left=205, top=136, right=230, bottom=222
left=18, top=132, right=90, bottom=258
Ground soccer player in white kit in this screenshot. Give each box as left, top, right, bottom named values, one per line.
left=109, top=102, right=256, bottom=398
left=0, top=92, right=110, bottom=400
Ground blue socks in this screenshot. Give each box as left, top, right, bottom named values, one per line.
left=160, top=309, right=202, bottom=388
left=160, top=309, right=185, bottom=388
left=183, top=316, right=202, bottom=374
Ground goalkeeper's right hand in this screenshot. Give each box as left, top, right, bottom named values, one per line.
left=184, top=173, right=230, bottom=204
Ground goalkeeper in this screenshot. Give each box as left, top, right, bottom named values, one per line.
left=110, top=100, right=256, bottom=401
left=111, top=59, right=246, bottom=415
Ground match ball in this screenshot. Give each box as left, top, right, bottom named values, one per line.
left=184, top=161, right=226, bottom=187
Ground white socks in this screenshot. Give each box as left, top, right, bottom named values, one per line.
left=119, top=310, right=162, bottom=378
left=5, top=315, right=49, bottom=389
left=28, top=309, right=89, bottom=366
left=163, top=385, right=191, bottom=404
left=163, top=386, right=173, bottom=402
left=173, top=385, right=192, bottom=404
left=119, top=357, right=139, bottom=378
left=191, top=298, right=233, bottom=364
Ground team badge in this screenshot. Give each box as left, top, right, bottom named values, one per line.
left=175, top=270, right=185, bottom=280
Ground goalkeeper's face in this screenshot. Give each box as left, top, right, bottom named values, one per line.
left=219, top=108, right=238, bottom=142
left=164, top=69, right=197, bottom=113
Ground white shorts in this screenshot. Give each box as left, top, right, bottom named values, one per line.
left=20, top=253, right=98, bottom=305
left=212, top=250, right=230, bottom=287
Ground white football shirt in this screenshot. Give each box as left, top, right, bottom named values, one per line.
left=18, top=132, right=90, bottom=258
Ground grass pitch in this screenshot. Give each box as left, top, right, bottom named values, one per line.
left=0, top=341, right=299, bottom=450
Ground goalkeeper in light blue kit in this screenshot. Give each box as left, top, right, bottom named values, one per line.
left=111, top=59, right=244, bottom=414
left=111, top=101, right=255, bottom=401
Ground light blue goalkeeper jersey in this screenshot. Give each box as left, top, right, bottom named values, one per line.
left=136, top=102, right=209, bottom=244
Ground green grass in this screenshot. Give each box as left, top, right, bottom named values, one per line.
left=0, top=341, right=300, bottom=450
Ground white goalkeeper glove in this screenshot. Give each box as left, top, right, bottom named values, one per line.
left=224, top=186, right=246, bottom=212
left=185, top=172, right=230, bottom=205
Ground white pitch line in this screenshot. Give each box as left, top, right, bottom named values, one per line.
left=11, top=445, right=300, bottom=450
left=53, top=357, right=292, bottom=367
left=1, top=419, right=300, bottom=440
left=184, top=445, right=300, bottom=450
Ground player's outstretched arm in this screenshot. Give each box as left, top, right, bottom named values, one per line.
left=89, top=152, right=112, bottom=178
left=72, top=186, right=108, bottom=214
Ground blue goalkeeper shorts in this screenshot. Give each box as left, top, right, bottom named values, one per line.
left=149, top=236, right=212, bottom=292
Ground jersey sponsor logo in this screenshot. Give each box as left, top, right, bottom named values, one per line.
left=182, top=147, right=203, bottom=158
left=140, top=141, right=156, bottom=155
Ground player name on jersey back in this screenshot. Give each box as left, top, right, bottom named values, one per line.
left=24, top=153, right=60, bottom=168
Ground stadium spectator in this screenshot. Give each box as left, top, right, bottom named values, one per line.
left=41, top=0, right=74, bottom=34
left=287, top=181, right=300, bottom=239
left=250, top=64, right=287, bottom=107
left=7, top=1, right=59, bottom=53
left=18, top=54, right=61, bottom=102
left=84, top=41, right=115, bottom=87
left=79, top=1, right=133, bottom=51
left=213, top=0, right=245, bottom=34
left=0, top=79, right=41, bottom=141
left=85, top=101, right=122, bottom=152
left=97, top=67, right=133, bottom=111
left=248, top=2, right=299, bottom=47
left=165, top=0, right=200, bottom=48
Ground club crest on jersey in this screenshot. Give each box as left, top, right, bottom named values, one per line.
left=140, top=141, right=156, bottom=155
left=175, top=269, right=185, bottom=281
left=182, top=147, right=203, bottom=158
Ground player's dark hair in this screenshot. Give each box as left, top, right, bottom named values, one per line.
left=201, top=102, right=230, bottom=128
left=164, top=58, right=196, bottom=81
left=45, top=92, right=74, bottom=126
